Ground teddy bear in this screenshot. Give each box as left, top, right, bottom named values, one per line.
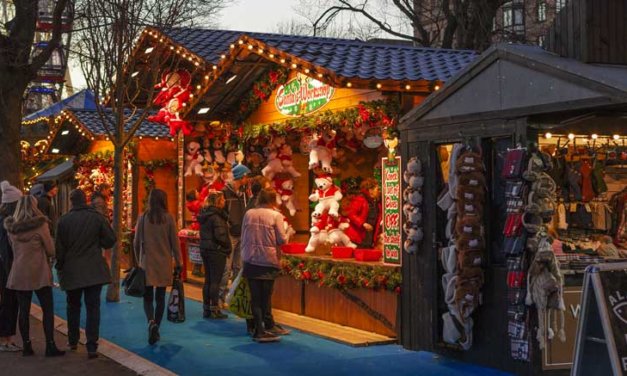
left=403, top=203, right=422, bottom=225
left=403, top=187, right=423, bottom=206
left=262, top=143, right=301, bottom=180
left=184, top=141, right=204, bottom=177
left=203, top=138, right=226, bottom=166
left=306, top=212, right=329, bottom=253
left=308, top=129, right=337, bottom=173
left=147, top=69, right=193, bottom=136
left=326, top=215, right=357, bottom=249
left=273, top=176, right=297, bottom=216
left=309, top=174, right=342, bottom=218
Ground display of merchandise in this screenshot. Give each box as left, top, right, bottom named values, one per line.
left=403, top=156, right=423, bottom=253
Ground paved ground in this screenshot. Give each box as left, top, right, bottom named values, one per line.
left=0, top=316, right=136, bottom=376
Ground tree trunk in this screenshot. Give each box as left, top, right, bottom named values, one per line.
left=106, top=144, right=125, bottom=302
left=0, top=83, right=27, bottom=186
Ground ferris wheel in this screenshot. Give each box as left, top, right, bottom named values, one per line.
left=1, top=0, right=74, bottom=115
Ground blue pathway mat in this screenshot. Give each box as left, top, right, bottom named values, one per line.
left=50, top=287, right=511, bottom=376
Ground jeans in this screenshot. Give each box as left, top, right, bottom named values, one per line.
left=0, top=287, right=18, bottom=337
left=143, top=286, right=166, bottom=325
left=200, top=251, right=227, bottom=311
left=248, top=278, right=276, bottom=337
left=219, top=236, right=241, bottom=301
left=17, top=286, right=54, bottom=344
left=66, top=284, right=102, bottom=353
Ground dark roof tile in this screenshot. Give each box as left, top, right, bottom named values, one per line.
left=70, top=109, right=171, bottom=138
left=159, top=28, right=478, bottom=83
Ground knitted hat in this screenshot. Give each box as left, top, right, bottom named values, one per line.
left=231, top=163, right=251, bottom=181
left=1, top=181, right=22, bottom=204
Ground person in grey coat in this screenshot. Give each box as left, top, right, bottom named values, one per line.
left=55, top=189, right=116, bottom=359
left=134, top=188, right=182, bottom=345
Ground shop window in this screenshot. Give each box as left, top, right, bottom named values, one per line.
left=502, top=1, right=525, bottom=35
left=537, top=1, right=547, bottom=22
left=556, top=0, right=567, bottom=11
left=503, top=8, right=513, bottom=28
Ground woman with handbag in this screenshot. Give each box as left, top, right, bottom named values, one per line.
left=134, top=188, right=182, bottom=345
left=197, top=190, right=231, bottom=319
left=4, top=195, right=65, bottom=357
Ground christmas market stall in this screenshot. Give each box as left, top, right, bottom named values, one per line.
left=43, top=108, right=178, bottom=262
left=399, top=42, right=627, bottom=375
left=129, top=27, right=477, bottom=342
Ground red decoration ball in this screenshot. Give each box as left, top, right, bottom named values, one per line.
left=303, top=271, right=311, bottom=280
left=298, top=262, right=305, bottom=269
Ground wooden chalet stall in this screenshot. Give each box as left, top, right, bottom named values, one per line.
left=44, top=108, right=178, bottom=262
left=399, top=42, right=627, bottom=375
left=131, top=27, right=476, bottom=342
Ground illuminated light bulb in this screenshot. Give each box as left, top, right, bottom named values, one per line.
left=182, top=103, right=187, bottom=107
left=159, top=38, right=164, bottom=42
left=568, top=133, right=575, bottom=140
left=434, top=85, right=441, bottom=91
left=305, top=68, right=310, bottom=73
left=238, top=40, right=244, bottom=44
left=280, top=58, right=285, bottom=63
left=194, top=62, right=199, bottom=66
left=318, top=73, right=323, bottom=78
left=291, top=63, right=297, bottom=69
left=213, top=65, right=217, bottom=70
left=189, top=94, right=194, bottom=98
left=230, top=44, right=235, bottom=49
left=591, top=134, right=598, bottom=140
left=269, top=53, right=274, bottom=58
left=221, top=54, right=226, bottom=59
left=544, top=132, right=552, bottom=139
left=139, top=136, right=143, bottom=140
left=204, top=75, right=209, bottom=80
left=346, top=82, right=352, bottom=88
left=405, top=85, right=411, bottom=90
left=196, top=85, right=201, bottom=90
left=182, top=53, right=187, bottom=58
left=376, top=83, right=382, bottom=89
left=247, top=44, right=253, bottom=50
left=169, top=46, right=174, bottom=50
left=614, top=134, right=620, bottom=140
left=145, top=47, right=154, bottom=54
left=258, top=48, right=263, bottom=54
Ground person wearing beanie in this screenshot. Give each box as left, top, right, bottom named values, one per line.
left=219, top=163, right=251, bottom=307
left=4, top=195, right=65, bottom=357
left=37, top=181, right=57, bottom=235
left=0, top=181, right=22, bottom=352
left=55, top=189, right=116, bottom=358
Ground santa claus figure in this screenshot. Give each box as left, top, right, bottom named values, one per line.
left=148, top=69, right=193, bottom=136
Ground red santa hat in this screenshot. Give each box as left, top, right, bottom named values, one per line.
left=317, top=173, right=333, bottom=184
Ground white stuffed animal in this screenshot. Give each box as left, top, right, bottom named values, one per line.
left=306, top=213, right=328, bottom=253
left=403, top=157, right=422, bottom=184
left=203, top=138, right=226, bottom=165
left=273, top=177, right=297, bottom=216
left=262, top=143, right=301, bottom=180
left=309, top=174, right=342, bottom=218
left=308, top=129, right=337, bottom=173
left=403, top=187, right=423, bottom=206
left=184, top=141, right=204, bottom=177
left=326, top=216, right=357, bottom=248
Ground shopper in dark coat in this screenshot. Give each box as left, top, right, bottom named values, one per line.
left=134, top=188, right=182, bottom=345
left=5, top=195, right=65, bottom=357
left=37, top=181, right=57, bottom=234
left=55, top=189, right=116, bottom=359
left=198, top=190, right=231, bottom=319
left=0, top=181, right=22, bottom=352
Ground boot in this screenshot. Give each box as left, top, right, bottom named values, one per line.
left=22, top=340, right=34, bottom=357
left=209, top=307, right=228, bottom=320
left=45, top=341, right=66, bottom=357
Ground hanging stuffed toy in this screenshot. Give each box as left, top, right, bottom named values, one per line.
left=306, top=212, right=329, bottom=253
left=309, top=174, right=342, bottom=218
left=203, top=137, right=226, bottom=166
left=148, top=69, right=193, bottom=136
left=184, top=141, right=204, bottom=177
left=273, top=176, right=297, bottom=216
left=262, top=143, right=301, bottom=180
left=308, top=129, right=337, bottom=173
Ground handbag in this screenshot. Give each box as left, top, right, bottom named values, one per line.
left=227, top=271, right=253, bottom=319
left=123, top=215, right=146, bottom=298
left=167, top=272, right=186, bottom=323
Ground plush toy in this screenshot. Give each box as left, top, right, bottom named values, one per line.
left=326, top=216, right=357, bottom=248
left=147, top=69, right=193, bottom=136
left=283, top=216, right=296, bottom=243
left=246, top=150, right=264, bottom=176
left=309, top=174, right=342, bottom=218
left=198, top=166, right=224, bottom=202
left=403, top=187, right=423, bottom=206
left=308, top=129, right=337, bottom=173
left=262, top=143, right=301, bottom=180
left=273, top=177, right=297, bottom=216
left=203, top=138, right=226, bottom=166
left=306, top=212, right=328, bottom=253
left=184, top=141, right=204, bottom=177
left=185, top=191, right=202, bottom=231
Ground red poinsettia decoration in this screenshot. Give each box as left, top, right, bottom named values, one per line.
left=269, top=70, right=279, bottom=84
left=303, top=271, right=312, bottom=280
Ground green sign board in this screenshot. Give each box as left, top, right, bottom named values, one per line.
left=274, top=74, right=334, bottom=117
left=382, top=156, right=402, bottom=265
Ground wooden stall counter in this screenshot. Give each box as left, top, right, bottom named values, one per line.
left=275, top=252, right=401, bottom=339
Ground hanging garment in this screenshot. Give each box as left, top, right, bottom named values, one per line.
left=556, top=202, right=568, bottom=230
left=564, top=164, right=583, bottom=201
left=591, top=160, right=608, bottom=195
left=548, top=156, right=565, bottom=191
left=579, top=160, right=594, bottom=202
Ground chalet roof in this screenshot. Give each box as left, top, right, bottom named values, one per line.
left=399, top=43, right=627, bottom=129
left=69, top=109, right=171, bottom=138
left=159, top=28, right=478, bottom=84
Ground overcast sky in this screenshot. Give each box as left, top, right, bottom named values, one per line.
left=68, top=0, right=300, bottom=91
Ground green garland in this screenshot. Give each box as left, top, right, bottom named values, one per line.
left=280, top=255, right=402, bottom=293
left=235, top=66, right=289, bottom=123
left=243, top=98, right=400, bottom=140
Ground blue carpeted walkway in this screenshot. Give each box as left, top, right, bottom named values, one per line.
left=49, top=287, right=511, bottom=376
